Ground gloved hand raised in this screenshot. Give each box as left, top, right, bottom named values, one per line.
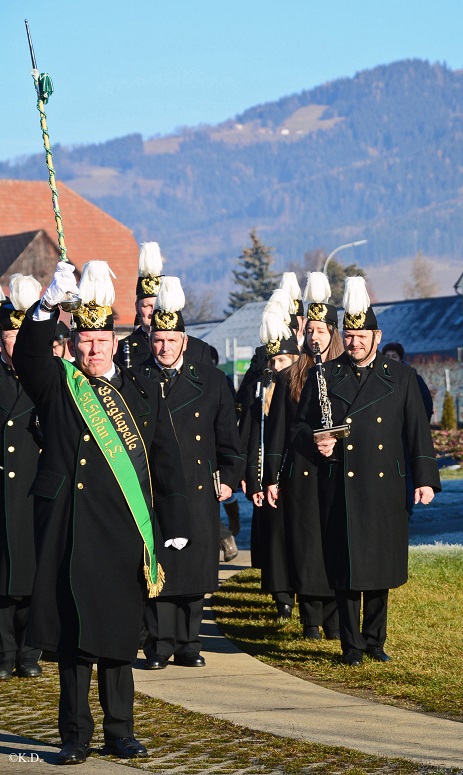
left=42, top=261, right=79, bottom=309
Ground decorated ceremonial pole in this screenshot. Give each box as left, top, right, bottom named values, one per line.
left=24, top=19, right=80, bottom=311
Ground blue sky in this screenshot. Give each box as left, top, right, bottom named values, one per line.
left=2, top=1, right=463, bottom=160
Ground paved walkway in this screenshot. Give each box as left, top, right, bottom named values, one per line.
left=1, top=550, right=462, bottom=773
left=133, top=551, right=463, bottom=772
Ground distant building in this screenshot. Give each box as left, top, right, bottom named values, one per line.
left=0, top=180, right=140, bottom=326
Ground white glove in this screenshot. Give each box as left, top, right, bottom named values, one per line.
left=42, top=261, right=79, bottom=308
left=164, top=537, right=188, bottom=550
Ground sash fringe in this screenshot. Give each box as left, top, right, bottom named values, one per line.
left=145, top=561, right=165, bottom=598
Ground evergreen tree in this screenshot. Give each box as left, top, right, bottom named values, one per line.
left=227, top=230, right=278, bottom=314
left=441, top=390, right=457, bottom=430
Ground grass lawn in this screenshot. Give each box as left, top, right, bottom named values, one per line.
left=212, top=546, right=463, bottom=720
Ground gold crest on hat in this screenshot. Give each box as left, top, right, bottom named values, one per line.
left=343, top=311, right=366, bottom=329
left=9, top=310, right=25, bottom=329
left=266, top=339, right=281, bottom=356
left=73, top=301, right=113, bottom=329
left=153, top=310, right=179, bottom=331
left=141, top=275, right=161, bottom=296
left=307, top=303, right=328, bottom=322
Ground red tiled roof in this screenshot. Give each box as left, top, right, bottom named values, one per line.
left=0, top=180, right=139, bottom=326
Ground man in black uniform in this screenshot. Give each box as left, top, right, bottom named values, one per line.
left=138, top=277, right=243, bottom=669
left=0, top=276, right=43, bottom=681
left=13, top=261, right=190, bottom=765
left=117, top=241, right=212, bottom=368
left=293, top=277, right=441, bottom=666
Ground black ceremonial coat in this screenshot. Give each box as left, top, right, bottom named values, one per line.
left=116, top=329, right=212, bottom=370
left=139, top=357, right=243, bottom=596
left=13, top=310, right=189, bottom=662
left=243, top=373, right=291, bottom=593
left=264, top=372, right=334, bottom=596
left=0, top=361, right=41, bottom=597
left=292, top=353, right=441, bottom=592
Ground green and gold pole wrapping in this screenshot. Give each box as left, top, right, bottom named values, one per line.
left=25, top=20, right=80, bottom=311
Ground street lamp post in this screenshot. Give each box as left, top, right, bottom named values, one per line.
left=323, top=240, right=367, bottom=275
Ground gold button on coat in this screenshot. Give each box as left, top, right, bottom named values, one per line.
left=8, top=471, right=15, bottom=478
left=347, top=471, right=354, bottom=477
left=377, top=417, right=382, bottom=423
left=194, top=412, right=200, bottom=417
left=83, top=434, right=90, bottom=441
left=143, top=421, right=148, bottom=426
left=77, top=483, right=84, bottom=490
left=303, top=471, right=309, bottom=476
left=197, top=459, right=201, bottom=464
left=7, top=420, right=13, bottom=426
left=346, top=418, right=352, bottom=424
left=198, top=485, right=203, bottom=490
left=379, top=472, right=384, bottom=477
left=347, top=444, right=353, bottom=450
left=7, top=446, right=14, bottom=452
left=195, top=435, right=201, bottom=441
left=378, top=444, right=383, bottom=450
left=80, top=459, right=87, bottom=466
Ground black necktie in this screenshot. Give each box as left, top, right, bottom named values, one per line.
left=163, top=368, right=177, bottom=379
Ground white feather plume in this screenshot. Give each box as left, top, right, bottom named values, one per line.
left=267, top=288, right=292, bottom=319
left=9, top=274, right=42, bottom=312
left=139, top=242, right=163, bottom=277
left=155, top=276, right=185, bottom=313
left=0, top=286, right=6, bottom=302
left=78, top=261, right=116, bottom=306
left=280, top=272, right=301, bottom=301
left=342, top=276, right=370, bottom=315
left=260, top=304, right=291, bottom=344
left=303, top=272, right=331, bottom=303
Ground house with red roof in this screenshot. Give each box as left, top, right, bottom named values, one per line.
left=0, top=180, right=139, bottom=327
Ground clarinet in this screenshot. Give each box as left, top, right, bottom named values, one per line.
left=314, top=343, right=333, bottom=430
left=312, top=343, right=350, bottom=461
left=123, top=340, right=131, bottom=369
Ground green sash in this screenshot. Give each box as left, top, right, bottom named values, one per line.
left=61, top=359, right=164, bottom=597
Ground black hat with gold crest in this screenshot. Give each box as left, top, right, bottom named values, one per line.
left=136, top=242, right=164, bottom=300
left=260, top=292, right=299, bottom=358
left=303, top=272, right=338, bottom=327
left=342, top=276, right=377, bottom=330
left=151, top=277, right=186, bottom=332
left=0, top=274, right=42, bottom=331
left=71, top=261, right=116, bottom=332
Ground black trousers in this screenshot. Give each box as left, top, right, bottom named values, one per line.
left=144, top=595, right=204, bottom=659
left=272, top=592, right=339, bottom=634
left=335, top=589, right=389, bottom=653
left=0, top=595, right=41, bottom=663
left=58, top=651, right=134, bottom=745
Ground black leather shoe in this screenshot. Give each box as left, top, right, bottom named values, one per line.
left=57, top=741, right=89, bottom=765
left=16, top=660, right=42, bottom=678
left=324, top=630, right=341, bottom=640
left=144, top=654, right=168, bottom=670
left=103, top=736, right=148, bottom=758
left=173, top=652, right=206, bottom=667
left=367, top=647, right=392, bottom=662
left=342, top=648, right=363, bottom=666
left=0, top=660, right=14, bottom=680
left=303, top=625, right=322, bottom=639
left=276, top=603, right=292, bottom=619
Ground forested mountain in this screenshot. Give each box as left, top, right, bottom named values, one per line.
left=2, top=59, right=463, bottom=297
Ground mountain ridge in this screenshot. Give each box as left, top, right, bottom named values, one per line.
left=1, top=58, right=462, bottom=305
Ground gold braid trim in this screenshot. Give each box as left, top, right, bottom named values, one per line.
left=145, top=561, right=165, bottom=598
